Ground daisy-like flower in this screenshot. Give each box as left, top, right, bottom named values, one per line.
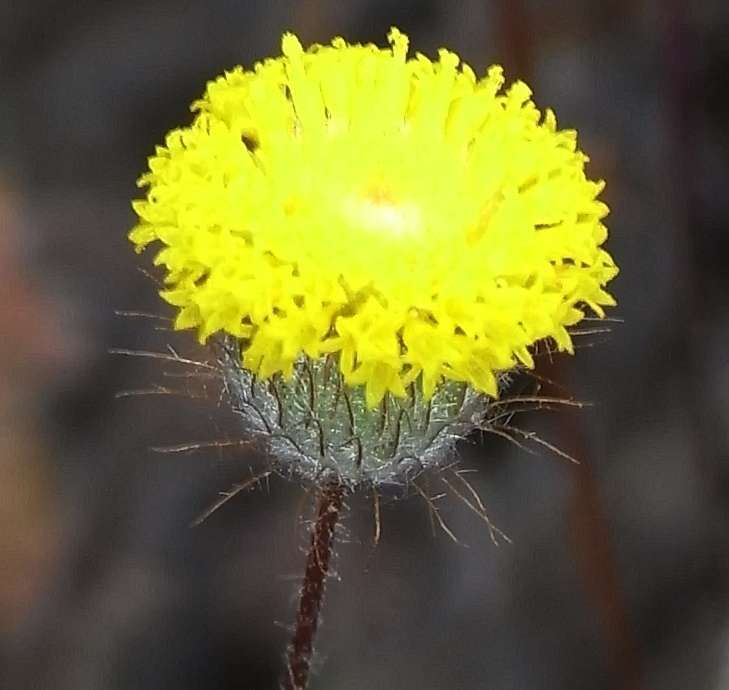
left=130, top=28, right=616, bottom=489
left=129, top=28, right=618, bottom=690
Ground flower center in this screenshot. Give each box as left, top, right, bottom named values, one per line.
left=343, top=186, right=422, bottom=239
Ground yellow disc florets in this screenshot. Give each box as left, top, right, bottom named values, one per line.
left=130, top=28, right=617, bottom=408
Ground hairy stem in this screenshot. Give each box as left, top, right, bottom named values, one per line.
left=281, top=480, right=345, bottom=690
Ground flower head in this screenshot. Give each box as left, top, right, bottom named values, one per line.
left=130, top=29, right=617, bottom=486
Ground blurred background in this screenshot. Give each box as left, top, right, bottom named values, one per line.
left=2, top=1, right=729, bottom=688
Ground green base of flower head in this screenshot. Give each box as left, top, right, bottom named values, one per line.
left=216, top=337, right=495, bottom=488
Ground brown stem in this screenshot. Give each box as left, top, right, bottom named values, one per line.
left=281, top=480, right=345, bottom=690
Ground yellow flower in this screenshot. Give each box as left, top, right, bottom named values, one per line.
left=130, top=28, right=617, bottom=408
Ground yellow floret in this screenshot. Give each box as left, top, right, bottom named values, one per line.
left=130, top=28, right=618, bottom=407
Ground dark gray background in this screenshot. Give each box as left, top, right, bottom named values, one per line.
left=1, top=1, right=728, bottom=688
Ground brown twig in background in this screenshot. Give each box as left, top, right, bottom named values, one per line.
left=497, top=0, right=534, bottom=82
left=281, top=479, right=345, bottom=690
left=569, top=439, right=642, bottom=690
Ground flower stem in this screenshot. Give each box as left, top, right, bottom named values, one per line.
left=281, top=479, right=345, bottom=690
